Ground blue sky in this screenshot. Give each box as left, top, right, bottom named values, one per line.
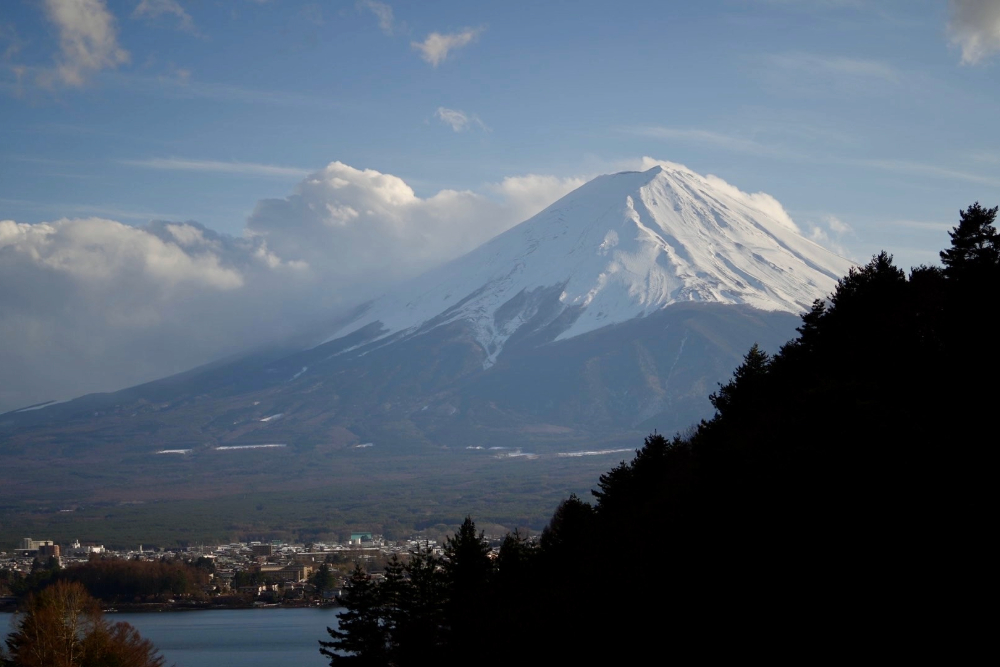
left=1, top=0, right=999, bottom=410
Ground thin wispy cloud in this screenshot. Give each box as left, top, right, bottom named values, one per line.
left=621, top=126, right=807, bottom=161
left=949, top=0, right=1000, bottom=64
left=435, top=107, right=489, bottom=132
left=758, top=1, right=867, bottom=10
left=17, top=120, right=175, bottom=147
left=624, top=126, right=767, bottom=153
left=806, top=214, right=854, bottom=256
left=753, top=52, right=903, bottom=101
left=0, top=197, right=185, bottom=222
left=111, top=72, right=340, bottom=109
left=132, top=0, right=196, bottom=34
left=41, top=0, right=130, bottom=87
left=624, top=125, right=1000, bottom=190
left=6, top=154, right=79, bottom=166
left=412, top=27, right=483, bottom=66
left=887, top=219, right=955, bottom=231
left=121, top=157, right=311, bottom=179
left=1, top=23, right=23, bottom=62
left=825, top=214, right=852, bottom=235
left=859, top=158, right=1000, bottom=187
left=766, top=53, right=898, bottom=82
left=358, top=1, right=395, bottom=35
left=162, top=65, right=190, bottom=84
left=969, top=150, right=1000, bottom=164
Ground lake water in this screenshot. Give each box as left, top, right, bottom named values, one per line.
left=1, top=607, right=342, bottom=667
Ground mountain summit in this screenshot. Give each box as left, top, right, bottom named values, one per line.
left=320, top=162, right=854, bottom=366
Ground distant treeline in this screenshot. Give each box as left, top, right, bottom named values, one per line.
left=8, top=557, right=212, bottom=603
left=324, top=203, right=998, bottom=664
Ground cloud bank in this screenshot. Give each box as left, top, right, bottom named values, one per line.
left=3, top=158, right=825, bottom=413
left=0, top=218, right=270, bottom=411
left=0, top=161, right=582, bottom=412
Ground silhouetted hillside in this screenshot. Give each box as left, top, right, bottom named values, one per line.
left=324, top=203, right=997, bottom=664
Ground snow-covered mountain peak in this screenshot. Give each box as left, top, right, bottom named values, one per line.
left=319, top=163, right=855, bottom=365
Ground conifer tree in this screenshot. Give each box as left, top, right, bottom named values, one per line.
left=539, top=494, right=594, bottom=551
left=319, top=566, right=387, bottom=666
left=708, top=343, right=770, bottom=418
left=441, top=518, right=492, bottom=658
left=392, top=549, right=446, bottom=663
left=311, top=563, right=337, bottom=595
left=940, top=202, right=1000, bottom=279
left=442, top=517, right=492, bottom=594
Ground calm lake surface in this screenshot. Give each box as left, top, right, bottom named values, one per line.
left=1, top=607, right=342, bottom=667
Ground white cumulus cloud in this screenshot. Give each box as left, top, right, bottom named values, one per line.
left=246, top=161, right=579, bottom=291
left=949, top=0, right=1000, bottom=65
left=412, top=27, right=482, bottom=66
left=487, top=174, right=586, bottom=217
left=41, top=0, right=129, bottom=87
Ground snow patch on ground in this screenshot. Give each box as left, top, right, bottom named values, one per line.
left=215, top=444, right=287, bottom=450
left=494, top=449, right=538, bottom=460
left=557, top=448, right=634, bottom=457
left=13, top=399, right=70, bottom=413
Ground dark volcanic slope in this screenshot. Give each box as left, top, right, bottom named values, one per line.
left=1, top=302, right=798, bottom=505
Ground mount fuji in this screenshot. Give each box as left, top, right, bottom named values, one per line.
left=0, top=162, right=855, bottom=527
left=318, top=162, right=853, bottom=367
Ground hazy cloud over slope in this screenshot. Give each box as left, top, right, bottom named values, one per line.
left=0, top=161, right=582, bottom=412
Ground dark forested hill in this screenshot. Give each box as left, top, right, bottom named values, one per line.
left=323, top=203, right=998, bottom=664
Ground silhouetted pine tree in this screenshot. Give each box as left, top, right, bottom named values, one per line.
left=387, top=549, right=446, bottom=664
left=940, top=202, right=1000, bottom=280
left=440, top=517, right=492, bottom=658
left=319, top=566, right=387, bottom=666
